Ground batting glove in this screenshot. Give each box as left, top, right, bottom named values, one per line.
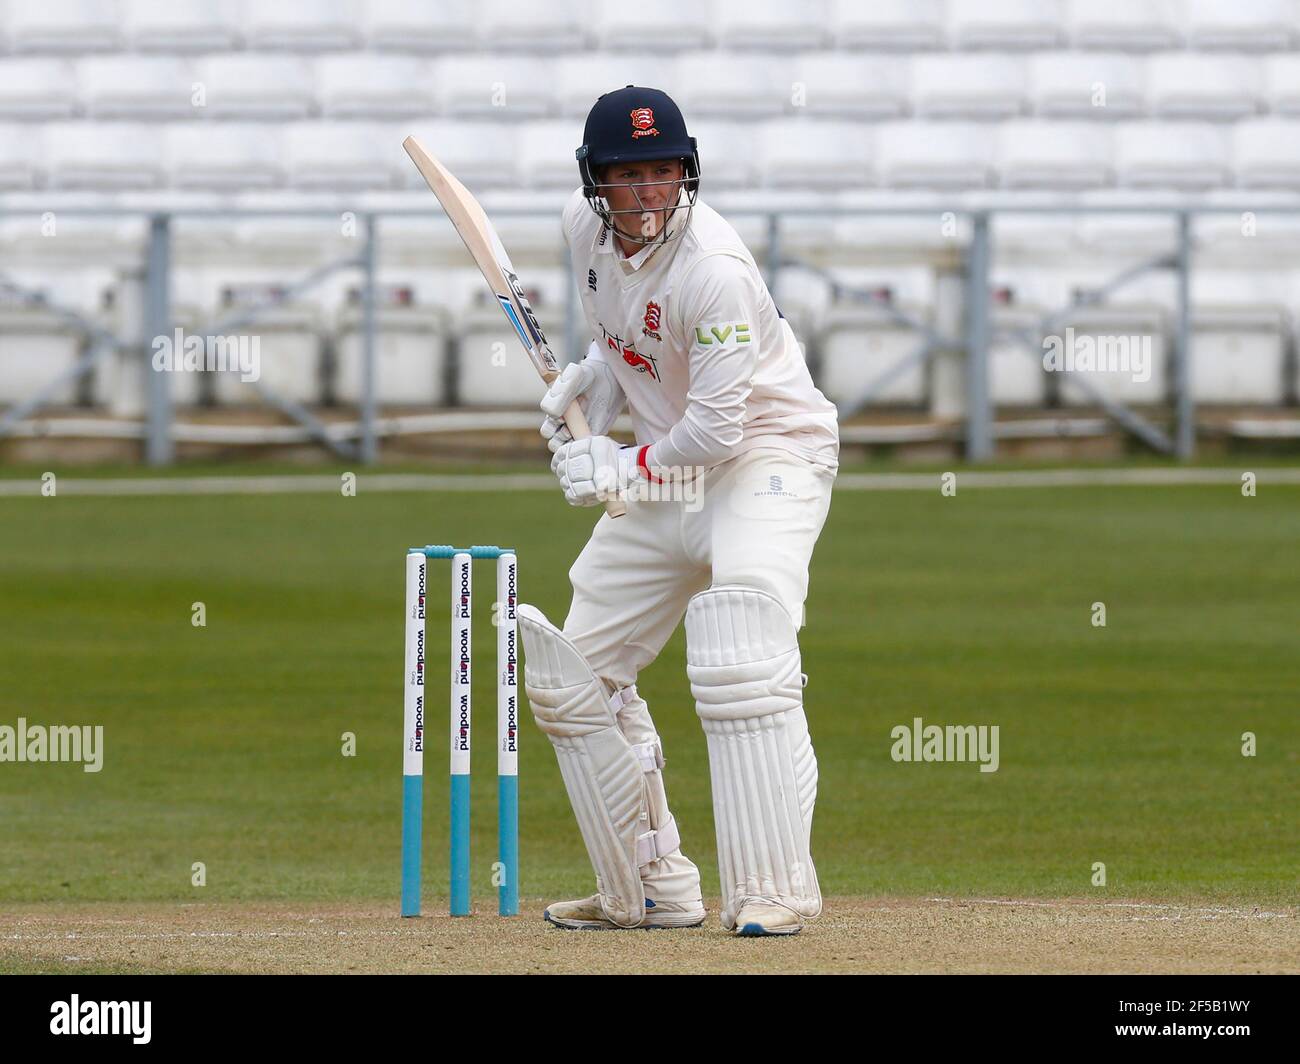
left=550, top=435, right=641, bottom=507
left=539, top=360, right=626, bottom=454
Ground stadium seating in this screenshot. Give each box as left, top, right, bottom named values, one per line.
left=3, top=0, right=1300, bottom=419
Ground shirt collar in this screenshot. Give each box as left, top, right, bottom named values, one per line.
left=595, top=190, right=688, bottom=273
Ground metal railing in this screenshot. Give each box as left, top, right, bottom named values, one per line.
left=2, top=203, right=1296, bottom=464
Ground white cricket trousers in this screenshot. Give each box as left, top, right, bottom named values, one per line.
left=562, top=446, right=836, bottom=688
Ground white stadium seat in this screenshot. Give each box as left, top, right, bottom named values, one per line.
left=1073, top=189, right=1180, bottom=253
left=0, top=191, right=146, bottom=245
left=92, top=303, right=207, bottom=408
left=361, top=188, right=468, bottom=260
left=1065, top=0, right=1182, bottom=51
left=456, top=298, right=566, bottom=406
left=1195, top=188, right=1300, bottom=248
left=817, top=302, right=932, bottom=408
left=285, top=123, right=401, bottom=190
left=988, top=198, right=1079, bottom=256
left=245, top=0, right=362, bottom=52
left=700, top=188, right=784, bottom=255
left=0, top=124, right=41, bottom=189
left=830, top=0, right=944, bottom=51
left=1029, top=52, right=1144, bottom=119
left=1114, top=123, right=1230, bottom=190
left=363, top=0, right=477, bottom=53
left=168, top=125, right=285, bottom=191
left=595, top=0, right=714, bottom=52
left=1190, top=304, right=1288, bottom=404
left=0, top=59, right=79, bottom=120
left=757, top=120, right=872, bottom=190
left=876, top=123, right=995, bottom=189
left=833, top=190, right=971, bottom=252
left=44, top=122, right=165, bottom=189
left=949, top=0, right=1065, bottom=50
left=208, top=305, right=326, bottom=407
left=556, top=56, right=668, bottom=119
left=398, top=121, right=518, bottom=191
left=0, top=306, right=87, bottom=406
left=675, top=52, right=788, bottom=118
left=913, top=55, right=1028, bottom=119
left=197, top=55, right=317, bottom=120
left=126, top=0, right=242, bottom=53
left=333, top=304, right=450, bottom=407
left=517, top=121, right=586, bottom=189
left=687, top=121, right=757, bottom=189
left=479, top=0, right=590, bottom=52
left=318, top=54, right=434, bottom=119
left=771, top=267, right=834, bottom=323
left=996, top=122, right=1112, bottom=190
left=988, top=303, right=1050, bottom=406
left=475, top=188, right=572, bottom=256
left=79, top=57, right=197, bottom=120
left=1051, top=305, right=1168, bottom=408
left=716, top=0, right=831, bottom=52
left=1263, top=55, right=1300, bottom=116
left=1233, top=120, right=1300, bottom=189
left=223, top=190, right=359, bottom=250
left=8, top=0, right=125, bottom=53
left=1147, top=55, right=1262, bottom=121
left=788, top=53, right=909, bottom=119
left=1185, top=0, right=1297, bottom=51
left=731, top=189, right=836, bottom=255
left=436, top=56, right=555, bottom=118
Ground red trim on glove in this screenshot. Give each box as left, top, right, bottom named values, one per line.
left=637, top=445, right=662, bottom=484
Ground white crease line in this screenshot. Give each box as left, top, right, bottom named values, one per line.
left=4, top=928, right=439, bottom=942
left=926, top=898, right=1292, bottom=918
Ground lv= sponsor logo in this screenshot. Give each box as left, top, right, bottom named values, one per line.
left=695, top=322, right=751, bottom=346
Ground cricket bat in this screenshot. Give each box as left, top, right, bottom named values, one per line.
left=402, top=136, right=626, bottom=518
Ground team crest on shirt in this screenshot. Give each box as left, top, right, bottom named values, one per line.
left=630, top=108, right=660, bottom=138
left=601, top=324, right=660, bottom=382
left=642, top=300, right=662, bottom=341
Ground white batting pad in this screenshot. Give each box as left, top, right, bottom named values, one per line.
left=518, top=604, right=647, bottom=927
left=686, top=586, right=822, bottom=929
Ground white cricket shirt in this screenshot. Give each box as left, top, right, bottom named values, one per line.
left=561, top=188, right=839, bottom=475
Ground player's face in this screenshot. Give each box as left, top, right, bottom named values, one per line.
left=599, top=160, right=685, bottom=242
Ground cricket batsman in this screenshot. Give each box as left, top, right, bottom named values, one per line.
left=518, top=86, right=839, bottom=936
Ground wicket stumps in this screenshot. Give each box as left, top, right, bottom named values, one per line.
left=402, top=545, right=519, bottom=918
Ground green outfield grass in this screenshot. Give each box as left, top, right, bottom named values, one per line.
left=0, top=474, right=1296, bottom=907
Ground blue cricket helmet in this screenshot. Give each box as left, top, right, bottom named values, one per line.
left=576, top=86, right=701, bottom=245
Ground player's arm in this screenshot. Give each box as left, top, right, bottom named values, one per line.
left=643, top=254, right=760, bottom=476
left=549, top=255, right=760, bottom=507
left=539, top=191, right=628, bottom=453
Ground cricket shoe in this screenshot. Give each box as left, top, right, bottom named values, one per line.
left=733, top=899, right=805, bottom=937
left=543, top=850, right=705, bottom=929
left=543, top=894, right=705, bottom=930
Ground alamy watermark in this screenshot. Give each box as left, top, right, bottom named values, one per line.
left=601, top=464, right=705, bottom=512
left=50, top=996, right=150, bottom=1044
left=0, top=718, right=103, bottom=772
left=891, top=716, right=1000, bottom=773
left=1043, top=328, right=1151, bottom=384
left=151, top=327, right=260, bottom=383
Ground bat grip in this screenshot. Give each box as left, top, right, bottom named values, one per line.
left=562, top=400, right=627, bottom=518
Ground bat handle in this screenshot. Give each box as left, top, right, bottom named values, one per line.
left=562, top=400, right=627, bottom=518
